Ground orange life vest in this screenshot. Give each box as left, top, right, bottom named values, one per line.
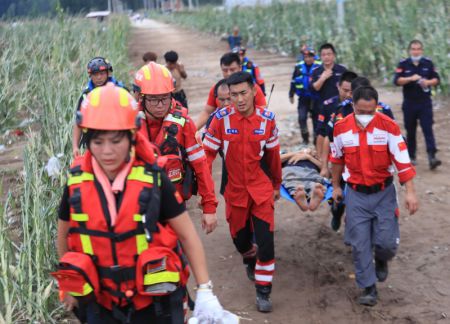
left=65, top=151, right=189, bottom=311
left=142, top=102, right=197, bottom=199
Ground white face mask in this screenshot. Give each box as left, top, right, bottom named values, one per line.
left=355, top=114, right=374, bottom=128
left=411, top=55, right=422, bottom=62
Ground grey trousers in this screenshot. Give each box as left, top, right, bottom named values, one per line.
left=344, top=183, right=399, bottom=288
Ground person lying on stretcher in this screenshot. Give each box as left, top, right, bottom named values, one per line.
left=281, top=148, right=327, bottom=211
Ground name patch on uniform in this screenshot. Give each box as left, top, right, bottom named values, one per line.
left=372, top=134, right=387, bottom=144
left=253, top=129, right=264, bottom=135
left=226, top=128, right=239, bottom=134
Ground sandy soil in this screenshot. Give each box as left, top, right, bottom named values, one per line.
left=128, top=19, right=450, bottom=324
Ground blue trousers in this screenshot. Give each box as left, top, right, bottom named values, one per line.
left=297, top=96, right=318, bottom=138
left=402, top=99, right=437, bottom=158
left=344, top=184, right=399, bottom=288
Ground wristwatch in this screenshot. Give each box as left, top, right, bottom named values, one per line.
left=197, top=280, right=213, bottom=290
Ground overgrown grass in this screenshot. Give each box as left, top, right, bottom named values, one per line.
left=154, top=0, right=449, bottom=94
left=0, top=15, right=132, bottom=323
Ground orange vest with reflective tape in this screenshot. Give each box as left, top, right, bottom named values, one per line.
left=66, top=151, right=187, bottom=310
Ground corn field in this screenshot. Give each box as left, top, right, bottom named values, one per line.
left=155, top=0, right=449, bottom=94
left=0, top=15, right=132, bottom=323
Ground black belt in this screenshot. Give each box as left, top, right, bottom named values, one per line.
left=348, top=176, right=393, bottom=194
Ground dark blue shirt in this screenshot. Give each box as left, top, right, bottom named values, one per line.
left=393, top=57, right=440, bottom=102
left=310, top=64, right=347, bottom=103
left=317, top=96, right=340, bottom=137
left=228, top=35, right=242, bottom=50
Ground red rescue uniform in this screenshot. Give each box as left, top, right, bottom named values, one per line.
left=330, top=112, right=416, bottom=185
left=139, top=100, right=217, bottom=214
left=203, top=105, right=281, bottom=288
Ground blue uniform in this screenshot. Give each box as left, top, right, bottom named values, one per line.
left=317, top=96, right=340, bottom=137
left=393, top=57, right=440, bottom=158
left=289, top=60, right=322, bottom=141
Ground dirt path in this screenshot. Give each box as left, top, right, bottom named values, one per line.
left=128, top=19, right=450, bottom=324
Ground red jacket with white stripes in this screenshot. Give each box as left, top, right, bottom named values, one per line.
left=139, top=101, right=217, bottom=213
left=330, top=112, right=416, bottom=186
left=203, top=106, right=281, bottom=207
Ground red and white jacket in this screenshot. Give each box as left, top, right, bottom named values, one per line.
left=203, top=106, right=281, bottom=207
left=330, top=112, right=416, bottom=186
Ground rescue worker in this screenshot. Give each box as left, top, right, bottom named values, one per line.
left=330, top=85, right=418, bottom=306
left=55, top=83, right=235, bottom=323
left=72, top=57, right=127, bottom=158
left=235, top=46, right=266, bottom=95
left=164, top=50, right=189, bottom=108
left=393, top=39, right=441, bottom=169
left=134, top=62, right=218, bottom=234
left=322, top=76, right=395, bottom=231
left=227, top=26, right=242, bottom=50
left=203, top=72, right=282, bottom=313
left=316, top=71, right=357, bottom=157
left=195, top=52, right=266, bottom=130
left=289, top=46, right=322, bottom=144
left=311, top=43, right=347, bottom=152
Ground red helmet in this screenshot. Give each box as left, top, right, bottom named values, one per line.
left=134, top=62, right=175, bottom=95
left=78, top=82, right=139, bottom=130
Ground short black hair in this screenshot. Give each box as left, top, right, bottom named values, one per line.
left=142, top=52, right=157, bottom=63
left=220, top=52, right=240, bottom=66
left=226, top=71, right=253, bottom=88
left=353, top=86, right=378, bottom=104
left=338, top=71, right=358, bottom=85
left=351, top=76, right=371, bottom=91
left=408, top=39, right=423, bottom=50
left=164, top=50, right=179, bottom=63
left=319, top=43, right=336, bottom=54
left=214, top=79, right=229, bottom=97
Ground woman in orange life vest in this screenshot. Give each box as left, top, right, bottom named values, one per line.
left=55, top=83, right=232, bottom=323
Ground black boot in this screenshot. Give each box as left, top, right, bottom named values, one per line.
left=256, top=285, right=272, bottom=312
left=301, top=131, right=309, bottom=145
left=331, top=202, right=345, bottom=232
left=244, top=258, right=256, bottom=282
left=428, top=152, right=441, bottom=170
left=358, top=284, right=378, bottom=306
left=375, top=258, right=389, bottom=282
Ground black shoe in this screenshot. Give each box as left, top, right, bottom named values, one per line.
left=245, top=263, right=255, bottom=282
left=256, top=291, right=272, bottom=312
left=375, top=259, right=388, bottom=282
left=411, top=158, right=417, bottom=166
left=301, top=132, right=310, bottom=145
left=429, top=157, right=441, bottom=170
left=358, top=284, right=378, bottom=306
left=331, top=202, right=344, bottom=232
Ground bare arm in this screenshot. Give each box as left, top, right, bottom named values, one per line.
left=196, top=105, right=215, bottom=130
left=168, top=211, right=209, bottom=285
left=72, top=124, right=82, bottom=157
left=57, top=220, right=70, bottom=259
left=320, top=137, right=330, bottom=176
left=331, top=163, right=344, bottom=189
left=177, top=63, right=187, bottom=79
left=396, top=74, right=421, bottom=86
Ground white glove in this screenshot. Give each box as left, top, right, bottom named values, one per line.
left=191, top=289, right=239, bottom=324
left=45, top=155, right=62, bottom=178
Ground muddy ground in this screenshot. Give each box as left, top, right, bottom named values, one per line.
left=0, top=18, right=448, bottom=324
left=128, top=19, right=450, bottom=324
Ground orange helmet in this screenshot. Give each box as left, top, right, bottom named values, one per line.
left=134, top=62, right=175, bottom=95
left=78, top=82, right=140, bottom=130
